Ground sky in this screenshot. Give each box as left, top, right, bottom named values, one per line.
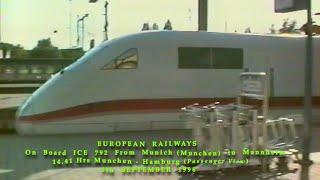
left=1, top=0, right=320, bottom=50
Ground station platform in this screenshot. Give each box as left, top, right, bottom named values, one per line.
left=0, top=94, right=30, bottom=110
left=0, top=94, right=30, bottom=131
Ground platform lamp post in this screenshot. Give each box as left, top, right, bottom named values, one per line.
left=104, top=1, right=108, bottom=41
left=198, top=0, right=208, bottom=31
left=77, top=14, right=89, bottom=49
left=303, top=0, right=313, bottom=164
left=77, top=15, right=80, bottom=47
left=81, top=14, right=89, bottom=48
left=275, top=0, right=313, bottom=164
left=89, top=0, right=108, bottom=41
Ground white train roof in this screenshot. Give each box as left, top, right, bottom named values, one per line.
left=96, top=30, right=320, bottom=48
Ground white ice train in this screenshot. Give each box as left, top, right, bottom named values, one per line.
left=15, top=31, right=320, bottom=135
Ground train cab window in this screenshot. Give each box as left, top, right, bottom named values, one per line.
left=178, top=47, right=243, bottom=69
left=102, top=48, right=138, bottom=70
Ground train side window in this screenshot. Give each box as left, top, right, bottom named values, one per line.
left=178, top=47, right=211, bottom=68
left=212, top=48, right=243, bottom=69
left=178, top=47, right=243, bottom=69
left=102, top=48, right=138, bottom=70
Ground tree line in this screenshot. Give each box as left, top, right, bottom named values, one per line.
left=2, top=38, right=84, bottom=59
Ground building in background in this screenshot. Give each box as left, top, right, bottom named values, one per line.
left=0, top=43, right=13, bottom=59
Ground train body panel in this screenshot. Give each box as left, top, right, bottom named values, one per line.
left=15, top=31, right=320, bottom=135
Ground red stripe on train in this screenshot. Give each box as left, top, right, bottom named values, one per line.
left=18, top=97, right=320, bottom=122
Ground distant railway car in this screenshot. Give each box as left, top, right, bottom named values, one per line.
left=15, top=31, right=320, bottom=135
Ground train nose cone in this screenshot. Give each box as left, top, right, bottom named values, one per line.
left=17, top=96, right=34, bottom=118
left=15, top=96, right=35, bottom=135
